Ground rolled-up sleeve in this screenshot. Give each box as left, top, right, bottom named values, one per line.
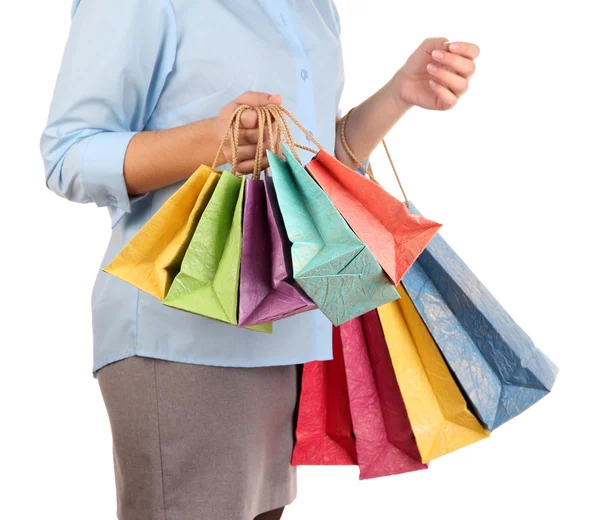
left=41, top=0, right=177, bottom=227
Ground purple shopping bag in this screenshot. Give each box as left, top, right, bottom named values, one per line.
left=238, top=176, right=316, bottom=327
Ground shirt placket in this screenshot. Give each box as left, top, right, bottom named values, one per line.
left=264, top=0, right=319, bottom=152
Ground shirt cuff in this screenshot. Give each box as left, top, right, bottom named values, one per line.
left=80, top=131, right=148, bottom=227
left=357, top=157, right=371, bottom=178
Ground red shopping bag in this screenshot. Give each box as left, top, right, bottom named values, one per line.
left=339, top=314, right=427, bottom=479
left=292, top=329, right=357, bottom=465
left=361, top=310, right=422, bottom=463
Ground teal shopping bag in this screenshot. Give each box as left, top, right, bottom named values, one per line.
left=268, top=144, right=399, bottom=326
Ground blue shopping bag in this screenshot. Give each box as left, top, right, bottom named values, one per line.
left=401, top=204, right=559, bottom=429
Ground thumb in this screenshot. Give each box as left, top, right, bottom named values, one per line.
left=234, top=91, right=283, bottom=107
left=421, top=37, right=450, bottom=53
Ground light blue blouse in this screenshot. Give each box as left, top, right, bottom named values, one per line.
left=41, top=0, right=345, bottom=378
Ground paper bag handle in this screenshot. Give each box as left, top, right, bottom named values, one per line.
left=262, top=104, right=411, bottom=208
left=211, top=104, right=252, bottom=175
left=231, top=105, right=267, bottom=179
left=262, top=105, right=324, bottom=158
left=214, top=104, right=285, bottom=179
left=211, top=103, right=409, bottom=205
left=339, top=108, right=410, bottom=208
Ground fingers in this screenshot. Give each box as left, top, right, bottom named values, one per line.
left=234, top=91, right=283, bottom=107
left=226, top=142, right=272, bottom=173
left=427, top=40, right=479, bottom=103
left=239, top=109, right=259, bottom=129
left=426, top=62, right=469, bottom=97
left=239, top=105, right=282, bottom=131
left=236, top=128, right=261, bottom=144
left=216, top=92, right=283, bottom=166
left=236, top=125, right=278, bottom=147
left=234, top=144, right=272, bottom=164
left=428, top=80, right=458, bottom=110
left=443, top=41, right=480, bottom=60
left=233, top=91, right=283, bottom=129
left=431, top=48, right=476, bottom=79
left=234, top=144, right=259, bottom=164
left=236, top=156, right=270, bottom=174
left=421, top=37, right=452, bottom=53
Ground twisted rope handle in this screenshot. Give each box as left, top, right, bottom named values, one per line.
left=259, top=105, right=284, bottom=177
left=251, top=107, right=266, bottom=180
left=211, top=104, right=251, bottom=174
left=276, top=105, right=324, bottom=154
left=263, top=106, right=277, bottom=156
left=210, top=103, right=346, bottom=179
left=231, top=105, right=245, bottom=174
left=232, top=105, right=269, bottom=179
left=260, top=104, right=325, bottom=159
left=264, top=105, right=301, bottom=161
left=339, top=107, right=410, bottom=207
left=211, top=104, right=280, bottom=179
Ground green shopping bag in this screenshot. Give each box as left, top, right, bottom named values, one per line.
left=162, top=107, right=271, bottom=333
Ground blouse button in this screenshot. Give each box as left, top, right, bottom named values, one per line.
left=300, top=69, right=308, bottom=81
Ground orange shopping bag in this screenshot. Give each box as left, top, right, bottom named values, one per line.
left=305, top=111, right=442, bottom=285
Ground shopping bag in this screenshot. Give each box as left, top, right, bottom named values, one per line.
left=163, top=172, right=270, bottom=332
left=103, top=165, right=220, bottom=299
left=378, top=285, right=490, bottom=464
left=361, top=310, right=422, bottom=463
left=339, top=315, right=428, bottom=479
left=307, top=148, right=442, bottom=285
left=326, top=327, right=358, bottom=463
left=402, top=204, right=559, bottom=430
left=292, top=328, right=357, bottom=465
left=238, top=176, right=316, bottom=327
left=267, top=143, right=399, bottom=326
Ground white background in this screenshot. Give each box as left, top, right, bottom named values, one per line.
left=1, top=1, right=598, bottom=518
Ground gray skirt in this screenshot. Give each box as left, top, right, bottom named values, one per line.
left=96, top=355, right=300, bottom=520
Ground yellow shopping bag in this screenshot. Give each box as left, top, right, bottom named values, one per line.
left=104, top=166, right=220, bottom=299
left=378, top=284, right=490, bottom=463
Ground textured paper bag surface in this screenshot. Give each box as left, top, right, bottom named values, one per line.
left=104, top=165, right=220, bottom=298
left=164, top=173, right=270, bottom=332
left=292, top=331, right=357, bottom=466
left=403, top=203, right=558, bottom=429
left=339, top=316, right=427, bottom=479
left=361, top=310, right=422, bottom=463
left=402, top=242, right=558, bottom=429
left=238, top=177, right=316, bottom=326
left=378, top=285, right=490, bottom=463
left=307, top=150, right=442, bottom=285
left=269, top=145, right=398, bottom=326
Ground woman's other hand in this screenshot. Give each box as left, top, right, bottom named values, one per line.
left=214, top=91, right=282, bottom=173
left=391, top=38, right=480, bottom=111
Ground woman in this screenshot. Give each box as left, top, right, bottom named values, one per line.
left=41, top=1, right=479, bottom=519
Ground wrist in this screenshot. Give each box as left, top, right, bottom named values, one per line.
left=388, top=69, right=415, bottom=116
left=204, top=116, right=225, bottom=167
left=334, top=116, right=355, bottom=167
left=208, top=116, right=220, bottom=153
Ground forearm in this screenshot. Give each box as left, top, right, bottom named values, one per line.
left=124, top=117, right=222, bottom=195
left=335, top=79, right=412, bottom=169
